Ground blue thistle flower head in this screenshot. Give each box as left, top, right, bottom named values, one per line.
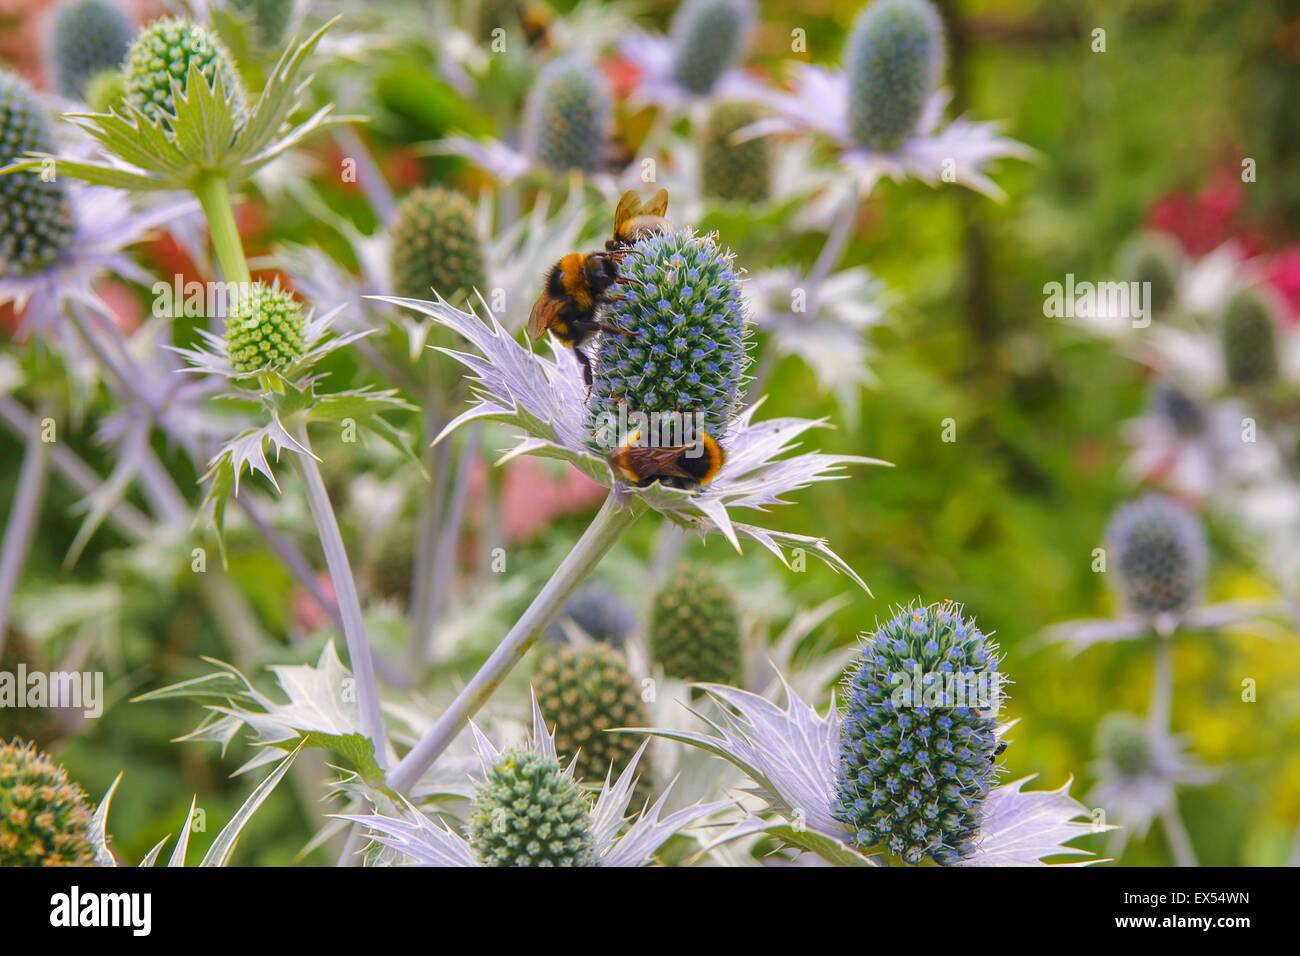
left=1151, top=382, right=1206, bottom=438
left=669, top=0, right=756, bottom=96
left=1105, top=493, right=1207, bottom=617
left=523, top=55, right=611, bottom=173
left=844, top=0, right=946, bottom=153
left=834, top=600, right=1004, bottom=865
left=49, top=0, right=134, bottom=101
left=0, top=72, right=76, bottom=278
left=586, top=231, right=749, bottom=451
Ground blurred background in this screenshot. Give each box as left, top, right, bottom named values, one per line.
left=2, top=0, right=1298, bottom=866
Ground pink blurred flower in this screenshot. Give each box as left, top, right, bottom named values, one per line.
left=1265, top=246, right=1300, bottom=325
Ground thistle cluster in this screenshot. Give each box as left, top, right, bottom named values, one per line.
left=669, top=0, right=756, bottom=96
left=0, top=739, right=97, bottom=867
left=534, top=645, right=647, bottom=786
left=522, top=56, right=611, bottom=173
left=700, top=101, right=771, bottom=204
left=390, top=186, right=486, bottom=304
left=224, top=280, right=307, bottom=378
left=1105, top=493, right=1207, bottom=617
left=49, top=0, right=134, bottom=101
left=586, top=231, right=749, bottom=450
left=845, top=0, right=945, bottom=153
left=649, top=564, right=742, bottom=685
left=123, top=18, right=246, bottom=130
left=0, top=72, right=76, bottom=278
left=833, top=601, right=1003, bottom=865
left=1220, top=288, right=1279, bottom=389
left=467, top=748, right=595, bottom=866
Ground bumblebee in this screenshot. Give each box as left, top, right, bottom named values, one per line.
left=528, top=251, right=635, bottom=388
left=606, top=188, right=671, bottom=251
left=607, top=429, right=727, bottom=490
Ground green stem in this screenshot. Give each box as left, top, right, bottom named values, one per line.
left=194, top=172, right=251, bottom=287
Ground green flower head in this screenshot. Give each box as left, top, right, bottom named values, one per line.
left=523, top=55, right=611, bottom=173
left=468, top=748, right=595, bottom=866
left=845, top=0, right=946, bottom=153
left=700, top=101, right=771, bottom=204
left=669, top=0, right=756, bottom=96
left=224, top=280, right=307, bottom=378
left=0, top=739, right=97, bottom=867
left=1095, top=713, right=1153, bottom=779
left=123, top=18, right=246, bottom=130
left=1221, top=288, right=1280, bottom=389
left=649, top=563, right=742, bottom=685
left=390, top=186, right=486, bottom=304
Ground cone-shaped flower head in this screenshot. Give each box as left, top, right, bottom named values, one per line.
left=49, top=0, right=134, bottom=101
left=669, top=0, right=756, bottom=97
left=545, top=585, right=637, bottom=647
left=0, top=739, right=96, bottom=866
left=1105, top=493, right=1207, bottom=617
left=0, top=72, right=76, bottom=278
left=85, top=69, right=126, bottom=113
left=1094, top=712, right=1153, bottom=779
left=700, top=101, right=771, bottom=203
left=834, top=601, right=1004, bottom=865
left=1117, top=233, right=1181, bottom=318
left=1220, top=288, right=1279, bottom=388
left=468, top=748, right=595, bottom=866
left=231, top=0, right=295, bottom=51
left=845, top=0, right=945, bottom=153
left=535, top=645, right=647, bottom=786
left=1151, top=382, right=1206, bottom=438
left=123, top=18, right=246, bottom=130
left=523, top=56, right=611, bottom=174
left=586, top=231, right=749, bottom=450
left=390, top=186, right=486, bottom=304
left=224, top=280, right=307, bottom=378
left=649, top=563, right=742, bottom=685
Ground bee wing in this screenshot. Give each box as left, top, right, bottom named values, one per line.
left=643, top=188, right=669, bottom=218
left=617, top=444, right=697, bottom=480
left=527, top=294, right=562, bottom=342
left=613, top=190, right=643, bottom=234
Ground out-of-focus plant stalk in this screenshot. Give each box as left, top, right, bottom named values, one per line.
left=0, top=413, right=51, bottom=657
left=385, top=493, right=645, bottom=795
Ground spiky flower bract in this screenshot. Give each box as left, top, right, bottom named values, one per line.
left=1117, top=233, right=1181, bottom=318
left=649, top=564, right=742, bottom=685
left=586, top=231, right=749, bottom=451
left=0, top=739, right=97, bottom=866
left=1095, top=713, right=1152, bottom=779
left=123, top=18, right=246, bottom=131
left=700, top=101, right=771, bottom=203
left=467, top=748, right=595, bottom=866
left=833, top=601, right=1004, bottom=865
left=231, top=0, right=295, bottom=51
left=390, top=186, right=486, bottom=304
left=522, top=56, right=611, bottom=174
left=224, top=280, right=307, bottom=378
left=545, top=585, right=637, bottom=647
left=0, top=72, right=76, bottom=278
left=1105, top=493, right=1207, bottom=618
left=535, top=645, right=647, bottom=786
left=1220, top=288, right=1279, bottom=388
left=845, top=0, right=945, bottom=153
left=669, top=0, right=756, bottom=97
left=49, top=0, right=134, bottom=101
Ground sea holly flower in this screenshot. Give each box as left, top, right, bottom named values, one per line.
left=0, top=739, right=97, bottom=866
left=523, top=55, right=612, bottom=175
left=699, top=101, right=771, bottom=204
left=742, top=0, right=1031, bottom=199
left=48, top=0, right=135, bottom=103
left=642, top=601, right=1100, bottom=866
left=1221, top=287, right=1281, bottom=389
left=339, top=694, right=727, bottom=866
left=649, top=563, right=742, bottom=686
left=389, top=186, right=487, bottom=304
left=375, top=230, right=881, bottom=580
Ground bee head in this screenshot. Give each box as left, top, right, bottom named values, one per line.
left=584, top=252, right=621, bottom=293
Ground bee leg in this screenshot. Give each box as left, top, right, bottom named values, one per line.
left=596, top=322, right=639, bottom=337
left=575, top=347, right=594, bottom=390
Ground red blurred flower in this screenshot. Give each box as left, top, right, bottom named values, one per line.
left=1265, top=246, right=1300, bottom=325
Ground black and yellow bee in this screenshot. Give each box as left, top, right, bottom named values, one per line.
left=606, top=188, right=670, bottom=251
left=528, top=251, right=635, bottom=388
left=607, top=429, right=727, bottom=490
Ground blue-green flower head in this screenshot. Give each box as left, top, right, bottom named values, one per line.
left=834, top=600, right=1004, bottom=865
left=586, top=230, right=750, bottom=451
left=1220, top=287, right=1279, bottom=389
left=468, top=748, right=595, bottom=866
left=1094, top=712, right=1153, bottom=779
left=0, top=72, right=76, bottom=278
left=845, top=0, right=946, bottom=153
left=523, top=55, right=611, bottom=174
left=1105, top=493, right=1206, bottom=617
left=123, top=18, right=246, bottom=130
left=49, top=0, right=134, bottom=101
left=669, top=0, right=757, bottom=97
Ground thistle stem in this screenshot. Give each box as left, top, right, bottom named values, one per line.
left=1148, top=634, right=1174, bottom=736
left=291, top=425, right=390, bottom=770
left=386, top=493, right=645, bottom=794
left=0, top=419, right=51, bottom=657
left=1160, top=805, right=1199, bottom=867
left=194, top=172, right=252, bottom=287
